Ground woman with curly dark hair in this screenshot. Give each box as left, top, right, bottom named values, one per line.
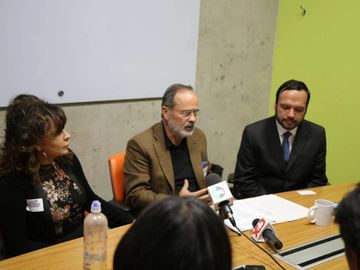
left=0, top=95, right=133, bottom=257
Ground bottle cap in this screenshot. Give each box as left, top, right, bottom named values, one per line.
left=91, top=200, right=101, bottom=213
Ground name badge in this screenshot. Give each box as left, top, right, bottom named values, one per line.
left=26, top=198, right=44, bottom=212
left=202, top=161, right=208, bottom=177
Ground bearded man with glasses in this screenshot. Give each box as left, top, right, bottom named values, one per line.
left=124, top=84, right=210, bottom=213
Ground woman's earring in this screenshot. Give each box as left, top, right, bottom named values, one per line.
left=42, top=151, right=48, bottom=160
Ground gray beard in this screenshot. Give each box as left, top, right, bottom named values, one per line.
left=168, top=121, right=194, bottom=138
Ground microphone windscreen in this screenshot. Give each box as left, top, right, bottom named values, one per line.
left=205, top=173, right=222, bottom=187
left=252, top=218, right=260, bottom=228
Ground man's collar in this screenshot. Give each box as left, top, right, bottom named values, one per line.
left=162, top=123, right=186, bottom=149
left=275, top=119, right=298, bottom=137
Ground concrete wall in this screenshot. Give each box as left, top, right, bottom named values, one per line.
left=197, top=0, right=278, bottom=180
left=0, top=0, right=279, bottom=199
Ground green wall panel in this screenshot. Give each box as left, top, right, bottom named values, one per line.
left=271, top=0, right=360, bottom=184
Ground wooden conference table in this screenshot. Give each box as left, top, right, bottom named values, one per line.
left=0, top=183, right=356, bottom=270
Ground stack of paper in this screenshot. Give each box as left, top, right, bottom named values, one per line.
left=224, top=194, right=308, bottom=232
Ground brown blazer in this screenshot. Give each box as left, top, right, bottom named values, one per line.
left=124, top=122, right=208, bottom=211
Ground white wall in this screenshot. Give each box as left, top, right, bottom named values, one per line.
left=0, top=0, right=200, bottom=106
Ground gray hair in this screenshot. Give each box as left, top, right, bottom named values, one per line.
left=161, top=83, right=193, bottom=108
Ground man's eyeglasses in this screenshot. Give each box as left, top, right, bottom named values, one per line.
left=173, top=109, right=199, bottom=118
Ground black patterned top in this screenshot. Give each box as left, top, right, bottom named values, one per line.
left=39, top=162, right=85, bottom=236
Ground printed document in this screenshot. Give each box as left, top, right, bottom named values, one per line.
left=224, top=194, right=308, bottom=232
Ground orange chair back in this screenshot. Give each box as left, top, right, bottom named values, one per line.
left=108, top=151, right=126, bottom=202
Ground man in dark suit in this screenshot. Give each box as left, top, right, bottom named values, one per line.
left=124, top=84, right=209, bottom=212
left=233, top=79, right=328, bottom=198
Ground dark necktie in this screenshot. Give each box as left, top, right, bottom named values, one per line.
left=282, top=131, right=291, bottom=161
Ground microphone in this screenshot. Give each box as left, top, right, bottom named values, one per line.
left=252, top=218, right=283, bottom=250
left=205, top=173, right=237, bottom=227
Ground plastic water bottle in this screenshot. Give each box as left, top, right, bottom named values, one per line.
left=83, top=200, right=108, bottom=270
